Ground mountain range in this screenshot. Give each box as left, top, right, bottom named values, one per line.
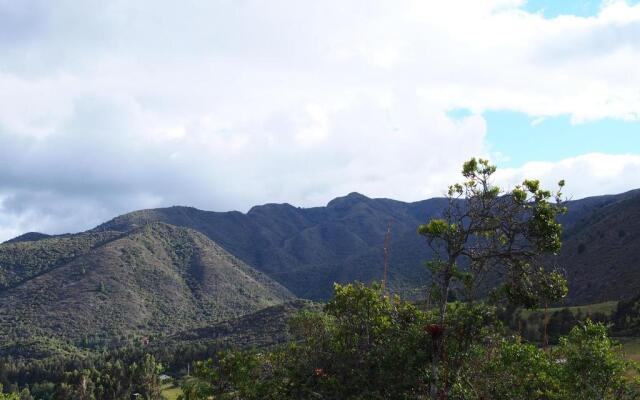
left=1, top=189, right=639, bottom=359
left=90, top=189, right=640, bottom=303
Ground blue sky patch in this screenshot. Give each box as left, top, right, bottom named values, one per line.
left=446, top=108, right=474, bottom=120
left=522, top=0, right=603, bottom=18
left=522, top=0, right=640, bottom=18
left=484, top=110, right=640, bottom=167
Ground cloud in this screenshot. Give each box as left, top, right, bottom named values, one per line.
left=0, top=0, right=639, bottom=240
left=494, top=153, right=640, bottom=200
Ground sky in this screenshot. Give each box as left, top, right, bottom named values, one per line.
left=0, top=0, right=640, bottom=241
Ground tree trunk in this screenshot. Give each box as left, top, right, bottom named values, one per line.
left=430, top=273, right=451, bottom=400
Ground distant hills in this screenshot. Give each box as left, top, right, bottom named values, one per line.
left=557, top=190, right=640, bottom=304
left=91, top=193, right=448, bottom=300
left=85, top=189, right=640, bottom=304
left=0, top=223, right=293, bottom=358
left=1, top=188, right=640, bottom=359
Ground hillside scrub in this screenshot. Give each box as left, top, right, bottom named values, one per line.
left=179, top=282, right=640, bottom=399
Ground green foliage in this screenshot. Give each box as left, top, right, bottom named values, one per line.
left=2, top=283, right=637, bottom=399
left=0, top=385, right=19, bottom=400
left=306, top=282, right=430, bottom=398
left=418, top=158, right=568, bottom=308
left=417, top=219, right=449, bottom=237
left=457, top=321, right=640, bottom=400
left=179, top=351, right=279, bottom=400
left=0, top=231, right=121, bottom=290
left=613, top=294, right=640, bottom=336
left=502, top=301, right=615, bottom=344
left=176, top=284, right=640, bottom=399
left=0, top=301, right=314, bottom=400
left=0, top=348, right=165, bottom=400
left=468, top=339, right=560, bottom=399
left=418, top=158, right=568, bottom=398
left=54, top=353, right=162, bottom=400
left=181, top=282, right=433, bottom=399
left=557, top=320, right=639, bottom=399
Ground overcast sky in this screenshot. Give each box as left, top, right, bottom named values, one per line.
left=1, top=0, right=640, bottom=241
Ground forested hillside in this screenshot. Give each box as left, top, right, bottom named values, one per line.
left=0, top=223, right=293, bottom=360
left=1, top=188, right=638, bottom=360
left=557, top=192, right=640, bottom=303
left=83, top=189, right=640, bottom=303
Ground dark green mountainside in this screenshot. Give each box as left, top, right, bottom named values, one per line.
left=91, top=193, right=449, bottom=299
left=1, top=188, right=639, bottom=361
left=0, top=223, right=293, bottom=359
left=0, top=230, right=122, bottom=289
left=87, top=190, right=640, bottom=303
left=2, top=232, right=51, bottom=244
left=156, top=299, right=318, bottom=350
left=557, top=192, right=640, bottom=304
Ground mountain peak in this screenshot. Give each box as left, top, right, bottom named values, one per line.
left=3, top=232, right=51, bottom=244
left=248, top=202, right=296, bottom=215
left=327, top=192, right=370, bottom=208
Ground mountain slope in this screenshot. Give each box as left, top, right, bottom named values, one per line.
left=93, top=194, right=449, bottom=299
left=5, top=189, right=638, bottom=306
left=2, top=232, right=51, bottom=244
left=93, top=191, right=638, bottom=301
left=556, top=193, right=640, bottom=304
left=0, top=230, right=122, bottom=289
left=157, top=299, right=319, bottom=350
left=0, top=223, right=294, bottom=357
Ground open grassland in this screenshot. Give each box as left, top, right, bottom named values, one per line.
left=510, top=301, right=620, bottom=345
left=161, top=382, right=183, bottom=400
left=620, top=337, right=640, bottom=363
left=518, top=301, right=619, bottom=319
left=554, top=300, right=619, bottom=316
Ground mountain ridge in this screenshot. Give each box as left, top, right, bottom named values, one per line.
left=4, top=189, right=640, bottom=304
left=87, top=189, right=640, bottom=302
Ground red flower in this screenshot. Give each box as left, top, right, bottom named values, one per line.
left=425, top=324, right=444, bottom=339
left=313, top=368, right=325, bottom=377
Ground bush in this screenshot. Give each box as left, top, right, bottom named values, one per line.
left=180, top=283, right=640, bottom=400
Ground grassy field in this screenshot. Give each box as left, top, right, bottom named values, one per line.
left=555, top=301, right=619, bottom=316
left=518, top=301, right=619, bottom=319
left=161, top=382, right=183, bottom=400
left=620, top=337, right=640, bottom=363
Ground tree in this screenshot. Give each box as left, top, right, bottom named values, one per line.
left=558, top=321, right=640, bottom=399
left=130, top=354, right=162, bottom=400
left=418, top=158, right=568, bottom=399
left=0, top=384, right=19, bottom=400
left=179, top=283, right=432, bottom=399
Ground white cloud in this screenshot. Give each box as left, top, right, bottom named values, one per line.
left=494, top=153, right=640, bottom=199
left=0, top=0, right=639, bottom=240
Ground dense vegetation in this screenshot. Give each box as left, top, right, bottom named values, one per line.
left=0, top=231, right=121, bottom=289
left=179, top=283, right=639, bottom=399
left=500, top=301, right=614, bottom=344
left=2, top=284, right=638, bottom=399
left=0, top=223, right=293, bottom=360
left=0, top=348, right=163, bottom=399
left=0, top=301, right=313, bottom=399
left=613, top=294, right=640, bottom=336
